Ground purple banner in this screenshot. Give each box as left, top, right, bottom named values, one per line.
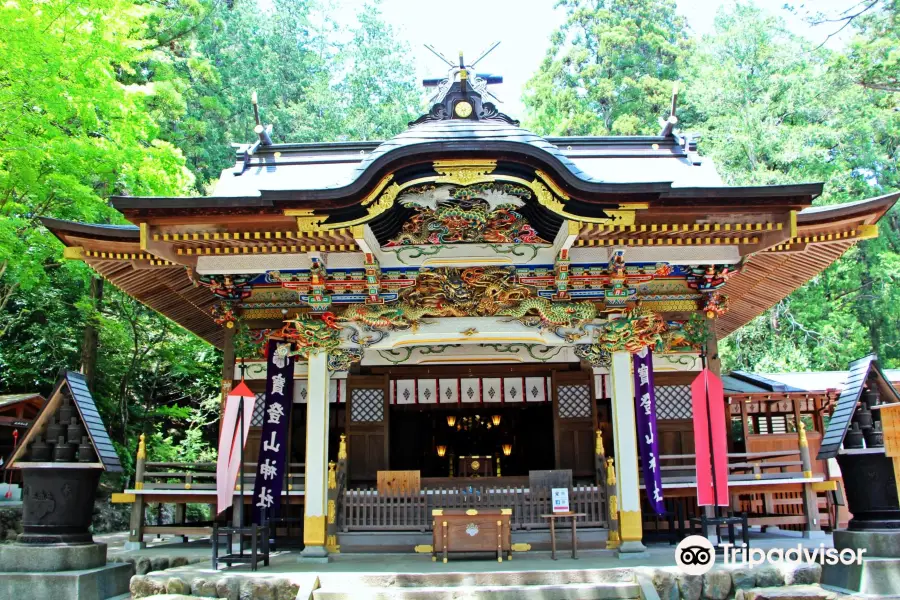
left=633, top=348, right=665, bottom=515
left=252, top=339, right=295, bottom=524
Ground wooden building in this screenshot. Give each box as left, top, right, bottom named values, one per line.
left=42, top=62, right=898, bottom=555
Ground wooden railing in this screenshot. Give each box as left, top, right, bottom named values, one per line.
left=136, top=461, right=305, bottom=492
left=341, top=484, right=607, bottom=532
left=650, top=450, right=811, bottom=484
left=641, top=431, right=834, bottom=533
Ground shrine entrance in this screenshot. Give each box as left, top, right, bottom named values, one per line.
left=388, top=403, right=555, bottom=479
left=341, top=364, right=605, bottom=486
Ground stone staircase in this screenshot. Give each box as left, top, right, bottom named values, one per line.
left=312, top=568, right=642, bottom=600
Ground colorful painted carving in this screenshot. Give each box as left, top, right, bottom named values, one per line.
left=384, top=183, right=547, bottom=246
left=211, top=301, right=237, bottom=328
left=589, top=304, right=667, bottom=354
left=687, top=265, right=738, bottom=292
left=604, top=249, right=632, bottom=309
left=272, top=315, right=342, bottom=358
left=701, top=292, right=729, bottom=319
left=364, top=253, right=382, bottom=304
left=192, top=272, right=252, bottom=301
left=328, top=349, right=362, bottom=372
left=552, top=249, right=570, bottom=300
left=574, top=344, right=612, bottom=368
left=497, top=296, right=597, bottom=332
left=662, top=314, right=708, bottom=351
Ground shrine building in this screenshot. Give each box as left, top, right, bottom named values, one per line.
left=42, top=60, right=899, bottom=557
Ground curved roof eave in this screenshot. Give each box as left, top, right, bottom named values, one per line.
left=797, top=192, right=899, bottom=225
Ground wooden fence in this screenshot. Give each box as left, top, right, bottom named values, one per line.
left=341, top=484, right=607, bottom=532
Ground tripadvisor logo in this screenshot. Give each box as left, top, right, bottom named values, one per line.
left=676, top=535, right=867, bottom=575
left=676, top=536, right=716, bottom=575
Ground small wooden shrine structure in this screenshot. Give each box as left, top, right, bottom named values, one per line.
left=42, top=58, right=898, bottom=554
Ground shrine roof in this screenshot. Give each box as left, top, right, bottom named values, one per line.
left=203, top=125, right=727, bottom=199
left=724, top=368, right=900, bottom=396
left=111, top=120, right=823, bottom=213
left=0, top=393, right=44, bottom=410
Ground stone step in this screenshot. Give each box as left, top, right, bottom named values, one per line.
left=735, top=585, right=838, bottom=600
left=316, top=567, right=636, bottom=589
left=313, top=581, right=642, bottom=600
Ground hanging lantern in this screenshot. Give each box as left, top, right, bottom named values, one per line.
left=491, top=414, right=501, bottom=426
left=502, top=443, right=512, bottom=456
left=436, top=445, right=447, bottom=457
left=447, top=415, right=457, bottom=427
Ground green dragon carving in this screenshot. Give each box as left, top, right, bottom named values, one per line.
left=497, top=297, right=598, bottom=331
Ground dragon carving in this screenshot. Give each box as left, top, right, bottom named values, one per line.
left=385, top=183, right=547, bottom=246
left=339, top=267, right=593, bottom=331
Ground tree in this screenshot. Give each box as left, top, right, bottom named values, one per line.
left=680, top=3, right=900, bottom=371
left=0, top=0, right=422, bottom=483
left=523, top=0, right=691, bottom=136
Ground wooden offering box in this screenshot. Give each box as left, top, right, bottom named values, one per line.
left=432, top=508, right=512, bottom=563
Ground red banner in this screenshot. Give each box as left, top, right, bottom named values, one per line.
left=691, top=369, right=729, bottom=506
left=216, top=380, right=256, bottom=515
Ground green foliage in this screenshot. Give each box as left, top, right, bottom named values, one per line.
left=523, top=0, right=692, bottom=136
left=0, top=0, right=419, bottom=482
left=683, top=3, right=900, bottom=371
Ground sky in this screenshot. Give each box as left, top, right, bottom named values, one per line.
left=329, top=0, right=857, bottom=116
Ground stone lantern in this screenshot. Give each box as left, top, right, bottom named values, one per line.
left=0, top=370, right=130, bottom=599
left=818, top=355, right=900, bottom=596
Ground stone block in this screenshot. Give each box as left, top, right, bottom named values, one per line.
left=636, top=568, right=677, bottom=600
left=0, top=541, right=107, bottom=572
left=754, top=567, right=784, bottom=588
left=170, top=556, right=190, bottom=568
left=136, top=556, right=152, bottom=575
left=729, top=567, right=755, bottom=591
left=782, top=563, right=822, bottom=586
left=167, top=576, right=189, bottom=594
left=0, top=563, right=131, bottom=599
left=273, top=578, right=301, bottom=600
left=217, top=576, right=240, bottom=600
left=131, top=574, right=166, bottom=598
left=702, top=570, right=732, bottom=600
left=240, top=578, right=275, bottom=600
left=151, top=556, right=170, bottom=572
left=734, top=585, right=836, bottom=600
left=193, top=577, right=221, bottom=597
left=677, top=574, right=703, bottom=600
left=834, top=529, right=900, bottom=558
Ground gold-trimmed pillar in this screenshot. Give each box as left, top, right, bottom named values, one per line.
left=301, top=351, right=331, bottom=561
left=610, top=351, right=646, bottom=554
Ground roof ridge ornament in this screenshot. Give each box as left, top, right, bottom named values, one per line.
left=410, top=46, right=519, bottom=127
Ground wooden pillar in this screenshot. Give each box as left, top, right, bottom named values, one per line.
left=128, top=497, right=146, bottom=547
left=174, top=503, right=187, bottom=543
left=610, top=351, right=645, bottom=554
left=126, top=434, right=147, bottom=549
left=739, top=397, right=750, bottom=446
left=798, top=422, right=825, bottom=538
left=301, top=352, right=331, bottom=560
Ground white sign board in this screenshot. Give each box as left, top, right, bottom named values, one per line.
left=552, top=487, right=570, bottom=513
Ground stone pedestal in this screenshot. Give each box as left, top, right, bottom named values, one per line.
left=0, top=543, right=131, bottom=599
left=834, top=529, right=900, bottom=557
left=823, top=530, right=900, bottom=595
